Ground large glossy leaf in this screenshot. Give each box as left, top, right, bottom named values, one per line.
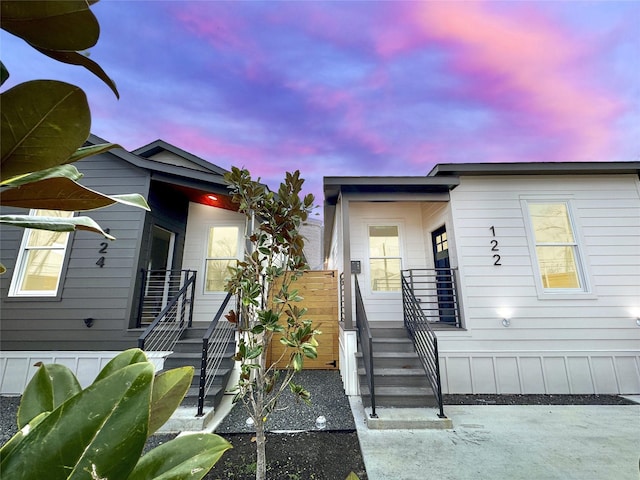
left=128, top=433, right=232, bottom=480
left=0, top=177, right=150, bottom=211
left=0, top=1, right=99, bottom=51
left=148, top=366, right=194, bottom=436
left=1, top=164, right=83, bottom=188
left=35, top=47, right=119, bottom=98
left=66, top=142, right=122, bottom=165
left=1, top=80, right=90, bottom=180
left=0, top=214, right=116, bottom=239
left=0, top=412, right=48, bottom=464
left=17, top=363, right=82, bottom=428
left=0, top=362, right=154, bottom=480
left=93, top=348, right=148, bottom=383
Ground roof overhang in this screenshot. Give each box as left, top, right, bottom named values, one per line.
left=428, top=161, right=640, bottom=177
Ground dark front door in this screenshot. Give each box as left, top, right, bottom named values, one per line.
left=431, top=226, right=455, bottom=323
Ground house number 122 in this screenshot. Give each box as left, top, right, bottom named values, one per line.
left=489, top=226, right=501, bottom=266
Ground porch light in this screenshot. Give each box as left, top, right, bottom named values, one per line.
left=636, top=318, right=640, bottom=327
left=206, top=194, right=218, bottom=201
left=501, top=318, right=511, bottom=327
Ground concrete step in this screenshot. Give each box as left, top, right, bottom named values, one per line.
left=363, top=406, right=452, bottom=430
left=357, top=351, right=423, bottom=369
left=371, top=337, right=415, bottom=353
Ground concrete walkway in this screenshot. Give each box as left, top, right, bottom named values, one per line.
left=350, top=397, right=640, bottom=480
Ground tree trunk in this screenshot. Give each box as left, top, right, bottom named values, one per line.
left=255, top=416, right=267, bottom=480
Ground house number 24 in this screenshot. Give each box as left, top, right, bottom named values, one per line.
left=96, top=229, right=110, bottom=268
left=489, top=226, right=502, bottom=266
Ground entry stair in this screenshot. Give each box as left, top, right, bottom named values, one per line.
left=158, top=322, right=236, bottom=432
left=357, top=321, right=452, bottom=429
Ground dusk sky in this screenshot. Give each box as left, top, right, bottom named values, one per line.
left=2, top=1, right=639, bottom=215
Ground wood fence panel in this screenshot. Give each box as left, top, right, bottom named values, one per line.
left=267, top=270, right=339, bottom=370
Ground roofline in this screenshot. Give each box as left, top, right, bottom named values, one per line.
left=132, top=139, right=229, bottom=176
left=87, top=134, right=229, bottom=189
left=428, top=161, right=640, bottom=177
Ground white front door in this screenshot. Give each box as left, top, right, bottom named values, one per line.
left=183, top=202, right=245, bottom=323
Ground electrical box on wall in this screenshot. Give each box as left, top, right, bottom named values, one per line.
left=350, top=260, right=361, bottom=274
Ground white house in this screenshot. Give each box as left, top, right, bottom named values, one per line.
left=324, top=162, right=640, bottom=406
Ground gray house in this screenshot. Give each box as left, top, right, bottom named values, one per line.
left=0, top=136, right=252, bottom=399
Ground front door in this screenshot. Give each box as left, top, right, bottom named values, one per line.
left=431, top=226, right=455, bottom=323
left=144, top=226, right=176, bottom=321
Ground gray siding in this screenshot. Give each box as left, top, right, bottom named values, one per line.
left=0, top=152, right=150, bottom=350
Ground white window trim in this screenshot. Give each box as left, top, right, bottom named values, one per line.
left=521, top=197, right=594, bottom=299
left=8, top=210, right=73, bottom=298
left=366, top=222, right=404, bottom=295
left=202, top=222, right=244, bottom=295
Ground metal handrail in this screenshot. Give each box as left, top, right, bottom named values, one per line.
left=138, top=270, right=197, bottom=351
left=354, top=275, right=377, bottom=418
left=401, top=272, right=446, bottom=418
left=197, top=291, right=236, bottom=417
left=403, top=267, right=462, bottom=328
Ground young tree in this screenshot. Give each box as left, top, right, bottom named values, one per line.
left=224, top=167, right=320, bottom=480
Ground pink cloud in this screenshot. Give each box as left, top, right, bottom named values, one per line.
left=411, top=1, right=624, bottom=160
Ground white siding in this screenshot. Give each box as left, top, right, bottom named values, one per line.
left=182, top=203, right=245, bottom=323
left=438, top=174, right=640, bottom=394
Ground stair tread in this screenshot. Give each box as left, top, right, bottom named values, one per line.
left=358, top=367, right=425, bottom=376
left=361, top=385, right=433, bottom=396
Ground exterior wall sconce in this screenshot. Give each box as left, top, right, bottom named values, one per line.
left=83, top=317, right=94, bottom=328
left=502, top=318, right=511, bottom=327
left=636, top=318, right=640, bottom=327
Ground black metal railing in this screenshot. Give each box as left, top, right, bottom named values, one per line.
left=197, top=292, right=236, bottom=417
left=401, top=272, right=446, bottom=418
left=402, top=268, right=462, bottom=328
left=137, top=270, right=196, bottom=351
left=339, top=272, right=345, bottom=323
left=137, top=269, right=196, bottom=327
left=354, top=275, right=377, bottom=418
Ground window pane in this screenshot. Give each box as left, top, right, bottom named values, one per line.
left=205, top=259, right=236, bottom=292
left=536, top=246, right=580, bottom=288
left=27, top=229, right=69, bottom=248
left=529, top=204, right=575, bottom=243
left=370, top=258, right=401, bottom=292
left=207, top=227, right=238, bottom=257
left=19, top=249, right=65, bottom=292
left=369, top=226, right=399, bottom=257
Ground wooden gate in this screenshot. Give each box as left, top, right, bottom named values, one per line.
left=267, top=270, right=339, bottom=370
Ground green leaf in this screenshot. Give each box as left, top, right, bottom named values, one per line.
left=93, top=348, right=148, bottom=383
left=148, top=366, right=194, bottom=436
left=0, top=0, right=99, bottom=51
left=0, top=177, right=150, bottom=211
left=0, top=412, right=48, bottom=464
left=35, top=47, right=120, bottom=98
left=345, top=472, right=361, bottom=480
left=17, top=363, right=82, bottom=428
left=0, top=362, right=154, bottom=480
left=128, top=433, right=232, bottom=480
left=0, top=262, right=6, bottom=274
left=0, top=61, right=8, bottom=86
left=1, top=80, right=90, bottom=180
left=1, top=164, right=83, bottom=187
left=0, top=214, right=116, bottom=240
left=66, top=143, right=122, bottom=164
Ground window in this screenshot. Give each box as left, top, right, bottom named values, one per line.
left=204, top=226, right=240, bottom=292
left=9, top=210, right=73, bottom=297
left=368, top=225, right=401, bottom=292
left=526, top=202, right=586, bottom=291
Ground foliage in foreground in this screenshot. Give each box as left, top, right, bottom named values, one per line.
left=0, top=0, right=150, bottom=274
left=224, top=167, right=319, bottom=480
left=0, top=349, right=231, bottom=479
